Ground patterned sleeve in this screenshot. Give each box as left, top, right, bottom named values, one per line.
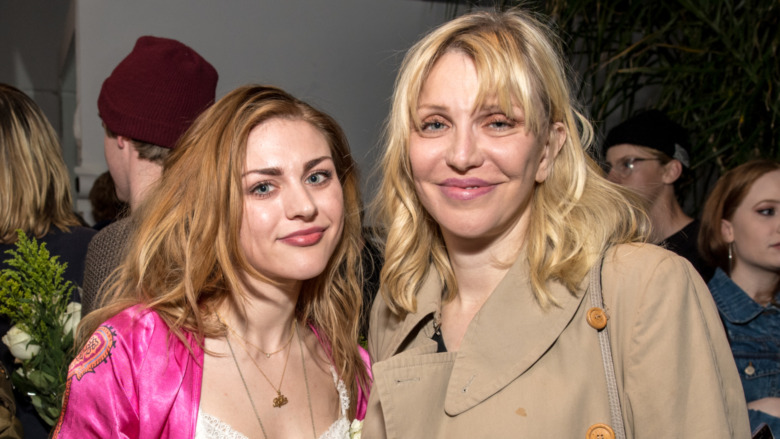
left=52, top=324, right=139, bottom=438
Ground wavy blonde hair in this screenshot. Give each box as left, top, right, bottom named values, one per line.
left=0, top=84, right=81, bottom=243
left=374, top=9, right=649, bottom=314
left=78, top=85, right=368, bottom=416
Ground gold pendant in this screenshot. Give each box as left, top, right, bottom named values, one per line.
left=273, top=391, right=288, bottom=408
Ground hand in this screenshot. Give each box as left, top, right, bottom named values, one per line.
left=748, top=397, right=780, bottom=418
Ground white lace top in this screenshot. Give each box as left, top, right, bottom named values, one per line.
left=194, top=366, right=351, bottom=439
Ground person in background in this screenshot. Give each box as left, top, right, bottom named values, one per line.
left=54, top=85, right=371, bottom=438
left=81, top=35, right=218, bottom=316
left=0, top=363, right=22, bottom=439
left=603, top=110, right=713, bottom=280
left=364, top=9, right=749, bottom=438
left=88, top=171, right=128, bottom=231
left=699, top=159, right=780, bottom=436
left=0, top=83, right=97, bottom=438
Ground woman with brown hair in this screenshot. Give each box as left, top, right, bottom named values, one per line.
left=54, top=85, right=370, bottom=438
left=699, top=159, right=780, bottom=436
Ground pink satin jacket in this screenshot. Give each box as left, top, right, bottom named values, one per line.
left=53, top=305, right=369, bottom=438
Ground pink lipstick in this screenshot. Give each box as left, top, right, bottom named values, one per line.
left=439, top=178, right=495, bottom=201
left=279, top=227, right=326, bottom=246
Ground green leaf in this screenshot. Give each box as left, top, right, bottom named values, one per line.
left=0, top=230, right=77, bottom=426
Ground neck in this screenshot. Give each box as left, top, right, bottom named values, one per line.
left=127, top=157, right=163, bottom=210
left=647, top=191, right=692, bottom=243
left=730, top=264, right=780, bottom=306
left=448, top=252, right=509, bottom=306
left=220, top=277, right=301, bottom=349
left=442, top=220, right=526, bottom=304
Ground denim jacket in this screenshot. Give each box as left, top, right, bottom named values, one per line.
left=709, top=267, right=780, bottom=434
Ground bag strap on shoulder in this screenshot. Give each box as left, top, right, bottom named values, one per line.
left=589, top=254, right=627, bottom=439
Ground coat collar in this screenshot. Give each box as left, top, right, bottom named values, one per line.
left=379, top=255, right=588, bottom=415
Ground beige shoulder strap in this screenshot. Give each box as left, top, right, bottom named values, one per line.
left=589, top=255, right=627, bottom=439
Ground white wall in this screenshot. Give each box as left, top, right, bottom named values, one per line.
left=75, top=0, right=451, bottom=220
left=0, top=0, right=79, bottom=212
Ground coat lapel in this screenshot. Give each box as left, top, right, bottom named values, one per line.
left=377, top=267, right=443, bottom=360
left=444, top=256, right=587, bottom=415
left=373, top=257, right=589, bottom=422
left=371, top=342, right=453, bottom=438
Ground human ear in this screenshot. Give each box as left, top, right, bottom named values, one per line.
left=661, top=160, right=683, bottom=184
left=535, top=122, right=566, bottom=183
left=720, top=218, right=734, bottom=243
left=116, top=135, right=132, bottom=150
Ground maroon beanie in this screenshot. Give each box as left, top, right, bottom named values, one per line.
left=98, top=36, right=218, bottom=149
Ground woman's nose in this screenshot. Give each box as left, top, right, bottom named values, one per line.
left=285, top=184, right=317, bottom=220
left=445, top=128, right=483, bottom=172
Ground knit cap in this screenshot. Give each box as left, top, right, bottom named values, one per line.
left=603, top=110, right=691, bottom=168
left=98, top=36, right=218, bottom=148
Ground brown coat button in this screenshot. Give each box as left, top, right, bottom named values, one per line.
left=586, top=307, right=608, bottom=330
left=587, top=423, right=615, bottom=439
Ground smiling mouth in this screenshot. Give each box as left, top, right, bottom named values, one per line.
left=279, top=227, right=327, bottom=247
left=438, top=179, right=495, bottom=201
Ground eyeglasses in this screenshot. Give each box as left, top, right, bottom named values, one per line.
left=603, top=157, right=661, bottom=178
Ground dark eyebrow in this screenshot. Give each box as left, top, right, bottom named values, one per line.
left=304, top=156, right=333, bottom=172
left=242, top=156, right=333, bottom=178
left=242, top=167, right=282, bottom=178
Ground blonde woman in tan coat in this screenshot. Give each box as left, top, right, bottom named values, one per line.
left=365, top=9, right=750, bottom=438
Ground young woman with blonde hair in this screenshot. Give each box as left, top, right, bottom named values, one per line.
left=54, top=85, right=370, bottom=438
left=365, top=9, right=749, bottom=438
left=0, top=84, right=96, bottom=438
left=0, top=84, right=95, bottom=269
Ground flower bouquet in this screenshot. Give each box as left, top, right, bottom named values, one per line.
left=0, top=231, right=80, bottom=425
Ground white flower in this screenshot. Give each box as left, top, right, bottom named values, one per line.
left=60, top=302, right=81, bottom=336
left=349, top=419, right=363, bottom=439
left=2, top=325, right=40, bottom=361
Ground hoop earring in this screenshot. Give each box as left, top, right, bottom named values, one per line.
left=728, top=242, right=734, bottom=274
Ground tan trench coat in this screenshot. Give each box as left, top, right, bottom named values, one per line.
left=364, top=244, right=751, bottom=438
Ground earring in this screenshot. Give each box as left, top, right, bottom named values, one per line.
left=728, top=242, right=734, bottom=274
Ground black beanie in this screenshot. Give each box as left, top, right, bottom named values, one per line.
left=603, top=110, right=691, bottom=168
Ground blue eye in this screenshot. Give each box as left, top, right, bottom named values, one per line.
left=306, top=171, right=332, bottom=185
left=420, top=119, right=447, bottom=132
left=251, top=182, right=274, bottom=196
left=486, top=115, right=516, bottom=130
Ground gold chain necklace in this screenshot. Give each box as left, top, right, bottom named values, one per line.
left=224, top=320, right=317, bottom=439
left=237, top=326, right=294, bottom=408
left=224, top=318, right=295, bottom=358
left=218, top=312, right=294, bottom=408
left=298, top=323, right=317, bottom=438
